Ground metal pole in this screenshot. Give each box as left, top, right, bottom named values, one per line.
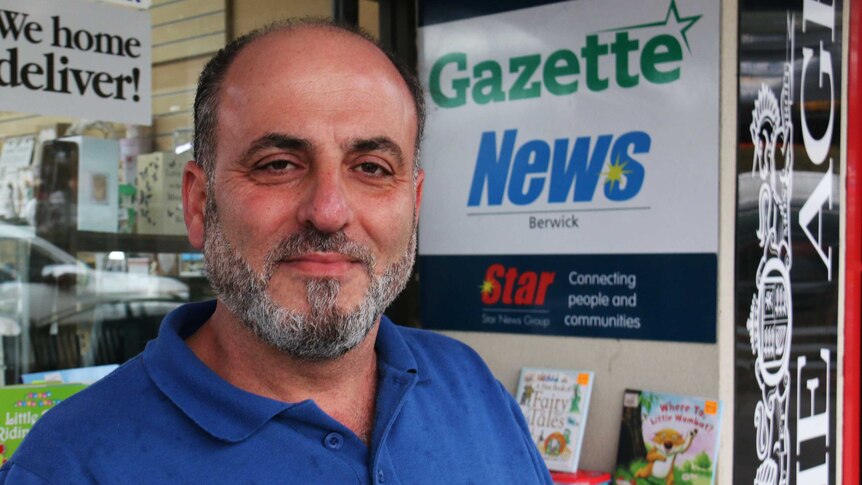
left=333, top=0, right=359, bottom=26
left=378, top=0, right=417, bottom=73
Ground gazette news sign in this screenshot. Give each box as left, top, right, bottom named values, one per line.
left=0, top=0, right=151, bottom=124
left=734, top=1, right=841, bottom=483
left=417, top=0, right=719, bottom=342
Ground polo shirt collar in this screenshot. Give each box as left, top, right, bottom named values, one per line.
left=143, top=300, right=424, bottom=443
left=375, top=315, right=421, bottom=379
left=143, top=300, right=291, bottom=442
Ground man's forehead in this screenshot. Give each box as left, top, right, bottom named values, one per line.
left=220, top=26, right=414, bottom=116
left=214, top=26, right=418, bottom=165
left=226, top=26, right=394, bottom=85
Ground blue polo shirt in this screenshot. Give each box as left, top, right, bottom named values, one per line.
left=1, top=300, right=552, bottom=484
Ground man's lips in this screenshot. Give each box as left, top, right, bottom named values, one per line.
left=281, top=253, right=363, bottom=277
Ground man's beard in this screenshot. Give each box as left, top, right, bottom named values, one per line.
left=202, top=195, right=416, bottom=361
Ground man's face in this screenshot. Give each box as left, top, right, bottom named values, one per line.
left=191, top=28, right=423, bottom=360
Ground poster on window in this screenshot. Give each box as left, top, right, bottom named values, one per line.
left=734, top=1, right=841, bottom=484
left=0, top=0, right=151, bottom=124
left=416, top=0, right=719, bottom=342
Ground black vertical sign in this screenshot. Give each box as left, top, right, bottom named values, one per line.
left=736, top=1, right=841, bottom=485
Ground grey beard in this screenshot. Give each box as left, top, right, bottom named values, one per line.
left=202, top=196, right=416, bottom=361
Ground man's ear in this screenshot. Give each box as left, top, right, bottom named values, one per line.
left=183, top=161, right=207, bottom=250
left=414, top=168, right=424, bottom=226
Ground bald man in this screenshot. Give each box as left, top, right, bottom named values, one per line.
left=1, top=19, right=552, bottom=484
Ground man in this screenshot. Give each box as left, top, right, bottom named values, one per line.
left=0, top=19, right=552, bottom=484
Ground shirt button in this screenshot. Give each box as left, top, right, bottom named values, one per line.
left=323, top=432, right=343, bottom=451
left=377, top=469, right=385, bottom=483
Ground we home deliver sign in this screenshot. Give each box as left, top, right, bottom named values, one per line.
left=0, top=0, right=151, bottom=125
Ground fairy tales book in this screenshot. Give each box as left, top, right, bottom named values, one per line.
left=515, top=368, right=594, bottom=472
left=613, top=390, right=723, bottom=485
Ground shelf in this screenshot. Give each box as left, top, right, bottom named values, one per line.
left=75, top=231, right=198, bottom=254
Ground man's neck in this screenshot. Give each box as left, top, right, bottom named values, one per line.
left=185, top=301, right=379, bottom=444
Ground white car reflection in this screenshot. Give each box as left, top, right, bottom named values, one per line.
left=0, top=223, right=189, bottom=328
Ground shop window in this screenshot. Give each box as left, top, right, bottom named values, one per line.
left=0, top=0, right=419, bottom=386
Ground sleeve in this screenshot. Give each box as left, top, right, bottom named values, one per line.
left=498, top=380, right=555, bottom=485
left=0, top=463, right=55, bottom=485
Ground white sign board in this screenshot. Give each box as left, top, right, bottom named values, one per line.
left=0, top=0, right=151, bottom=124
left=417, top=0, right=719, bottom=342
left=419, top=0, right=718, bottom=256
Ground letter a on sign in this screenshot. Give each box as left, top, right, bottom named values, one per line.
left=799, top=163, right=833, bottom=280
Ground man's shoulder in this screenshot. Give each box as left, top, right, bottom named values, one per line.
left=389, top=323, right=497, bottom=384
left=15, top=356, right=159, bottom=442
left=393, top=323, right=469, bottom=349
left=35, top=355, right=154, bottom=423
left=394, top=324, right=485, bottom=363
left=4, top=356, right=170, bottom=481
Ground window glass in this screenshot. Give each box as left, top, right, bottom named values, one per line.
left=0, top=0, right=356, bottom=385
left=0, top=0, right=416, bottom=386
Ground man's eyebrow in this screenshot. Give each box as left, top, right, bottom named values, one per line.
left=346, top=137, right=405, bottom=168
left=241, top=133, right=312, bottom=161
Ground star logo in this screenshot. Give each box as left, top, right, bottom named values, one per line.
left=597, top=0, right=702, bottom=53
left=480, top=279, right=496, bottom=295
left=603, top=156, right=633, bottom=191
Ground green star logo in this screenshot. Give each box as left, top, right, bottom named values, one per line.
left=597, top=0, right=702, bottom=53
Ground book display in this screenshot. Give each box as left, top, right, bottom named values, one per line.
left=0, top=383, right=87, bottom=463
left=613, top=389, right=723, bottom=485
left=516, top=368, right=595, bottom=473
left=0, top=135, right=35, bottom=223
left=135, top=152, right=185, bottom=236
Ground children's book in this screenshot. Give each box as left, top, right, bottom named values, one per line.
left=516, top=368, right=595, bottom=472
left=613, top=389, right=723, bottom=485
left=0, top=383, right=87, bottom=463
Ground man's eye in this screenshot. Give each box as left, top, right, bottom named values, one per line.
left=355, top=161, right=390, bottom=176
left=259, top=159, right=294, bottom=172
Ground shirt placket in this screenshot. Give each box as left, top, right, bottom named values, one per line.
left=278, top=401, right=371, bottom=484
left=369, top=363, right=418, bottom=485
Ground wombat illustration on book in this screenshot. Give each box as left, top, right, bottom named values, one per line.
left=634, top=428, right=697, bottom=485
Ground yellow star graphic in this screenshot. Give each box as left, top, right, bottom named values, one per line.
left=603, top=157, right=632, bottom=191
left=480, top=279, right=495, bottom=295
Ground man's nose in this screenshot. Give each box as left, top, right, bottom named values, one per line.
left=296, top=166, right=352, bottom=233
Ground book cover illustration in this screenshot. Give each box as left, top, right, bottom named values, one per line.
left=613, top=389, right=722, bottom=485
left=516, top=368, right=594, bottom=472
left=0, top=383, right=86, bottom=463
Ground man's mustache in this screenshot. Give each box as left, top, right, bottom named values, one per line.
left=263, top=228, right=376, bottom=279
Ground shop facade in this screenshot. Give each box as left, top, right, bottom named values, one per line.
left=0, top=0, right=857, bottom=482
